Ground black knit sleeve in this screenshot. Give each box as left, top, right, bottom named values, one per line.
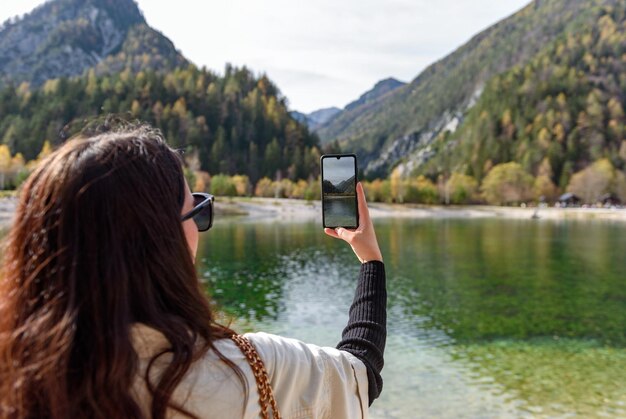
left=336, top=260, right=387, bottom=405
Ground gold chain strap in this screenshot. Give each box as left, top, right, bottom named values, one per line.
left=231, top=334, right=281, bottom=419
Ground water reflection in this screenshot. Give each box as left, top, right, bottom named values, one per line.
left=323, top=196, right=357, bottom=227
left=197, top=217, right=626, bottom=417
left=385, top=219, right=626, bottom=346
left=197, top=220, right=347, bottom=322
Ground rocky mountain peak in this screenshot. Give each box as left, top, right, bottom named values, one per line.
left=52, top=0, right=146, bottom=27
left=0, top=0, right=185, bottom=87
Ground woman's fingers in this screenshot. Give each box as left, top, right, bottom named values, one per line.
left=336, top=228, right=356, bottom=241
left=324, top=227, right=340, bottom=238
left=324, top=227, right=356, bottom=243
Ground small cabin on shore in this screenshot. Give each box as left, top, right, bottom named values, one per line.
left=558, top=192, right=581, bottom=207
left=599, top=193, right=622, bottom=207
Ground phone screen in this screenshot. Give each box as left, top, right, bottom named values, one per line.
left=321, top=154, right=359, bottom=229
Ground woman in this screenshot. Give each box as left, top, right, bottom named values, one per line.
left=0, top=122, right=386, bottom=418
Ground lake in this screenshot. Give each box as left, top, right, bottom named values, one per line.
left=197, top=216, right=626, bottom=418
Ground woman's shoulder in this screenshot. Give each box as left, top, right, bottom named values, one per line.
left=130, top=323, right=364, bottom=370
left=245, top=332, right=370, bottom=418
left=130, top=322, right=246, bottom=362
left=244, top=331, right=364, bottom=365
left=131, top=323, right=260, bottom=417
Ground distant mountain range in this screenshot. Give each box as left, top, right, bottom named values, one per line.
left=316, top=0, right=625, bottom=181
left=322, top=175, right=356, bottom=194
left=295, top=77, right=405, bottom=133
left=0, top=0, right=186, bottom=86
left=291, top=107, right=341, bottom=130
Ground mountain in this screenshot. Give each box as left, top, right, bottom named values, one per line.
left=344, top=78, right=406, bottom=113
left=291, top=111, right=309, bottom=125
left=0, top=0, right=321, bottom=184
left=291, top=107, right=341, bottom=130
left=322, top=175, right=355, bottom=194
left=334, top=175, right=356, bottom=194
left=309, top=78, right=405, bottom=138
left=308, top=107, right=342, bottom=127
left=0, top=0, right=187, bottom=87
left=317, top=0, right=623, bottom=178
left=422, top=4, right=626, bottom=189
left=293, top=77, right=405, bottom=132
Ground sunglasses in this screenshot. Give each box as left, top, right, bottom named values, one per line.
left=181, top=193, right=214, bottom=232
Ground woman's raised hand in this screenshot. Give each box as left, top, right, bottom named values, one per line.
left=324, top=182, right=383, bottom=263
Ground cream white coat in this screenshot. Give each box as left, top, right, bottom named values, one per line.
left=131, top=324, right=369, bottom=419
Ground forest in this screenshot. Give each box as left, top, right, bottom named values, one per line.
left=0, top=64, right=323, bottom=185
left=415, top=6, right=626, bottom=205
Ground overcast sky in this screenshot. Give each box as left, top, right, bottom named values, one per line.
left=2, top=0, right=530, bottom=113
left=323, top=156, right=356, bottom=184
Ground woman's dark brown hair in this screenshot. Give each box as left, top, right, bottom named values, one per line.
left=0, top=123, right=242, bottom=418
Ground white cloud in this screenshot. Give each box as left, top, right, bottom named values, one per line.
left=1, top=0, right=530, bottom=112
left=0, top=0, right=48, bottom=22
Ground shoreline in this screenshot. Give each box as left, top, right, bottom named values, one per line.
left=214, top=197, right=626, bottom=223
left=1, top=196, right=626, bottom=228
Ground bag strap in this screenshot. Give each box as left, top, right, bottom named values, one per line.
left=231, top=334, right=281, bottom=419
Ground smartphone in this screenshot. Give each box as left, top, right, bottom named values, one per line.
left=320, top=154, right=359, bottom=229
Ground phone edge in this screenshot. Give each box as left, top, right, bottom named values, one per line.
left=320, top=153, right=359, bottom=229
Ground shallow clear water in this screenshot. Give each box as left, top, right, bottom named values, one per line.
left=197, top=217, right=626, bottom=418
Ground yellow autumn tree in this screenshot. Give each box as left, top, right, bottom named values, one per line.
left=446, top=173, right=478, bottom=204
left=390, top=167, right=406, bottom=203
left=255, top=178, right=274, bottom=198
left=27, top=140, right=53, bottom=171
left=231, top=175, right=251, bottom=196
left=481, top=162, right=534, bottom=205
left=291, top=180, right=309, bottom=199
left=0, top=145, right=11, bottom=190
left=567, top=159, right=615, bottom=204
left=534, top=158, right=558, bottom=201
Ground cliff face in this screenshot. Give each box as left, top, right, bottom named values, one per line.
left=0, top=0, right=187, bottom=86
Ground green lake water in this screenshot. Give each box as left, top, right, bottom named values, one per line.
left=197, top=217, right=626, bottom=418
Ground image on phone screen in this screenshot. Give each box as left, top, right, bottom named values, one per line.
left=321, top=154, right=359, bottom=229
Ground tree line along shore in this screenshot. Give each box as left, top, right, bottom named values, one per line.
left=0, top=140, right=625, bottom=208
left=196, top=163, right=625, bottom=207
